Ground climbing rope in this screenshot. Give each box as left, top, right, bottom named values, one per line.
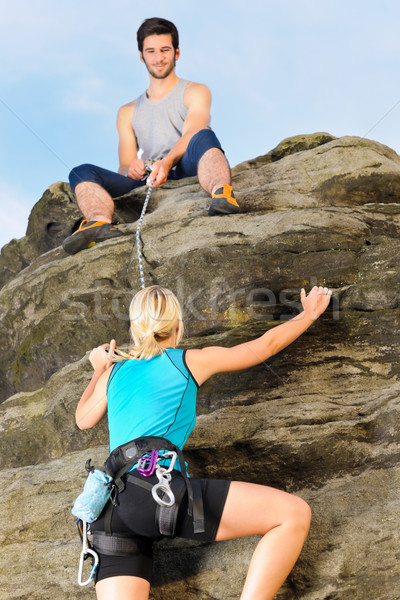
left=136, top=162, right=155, bottom=289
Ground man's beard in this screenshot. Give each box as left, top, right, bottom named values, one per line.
left=144, top=58, right=176, bottom=80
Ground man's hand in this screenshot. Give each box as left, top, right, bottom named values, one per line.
left=127, top=159, right=147, bottom=180
left=300, top=286, right=332, bottom=320
left=147, top=158, right=173, bottom=187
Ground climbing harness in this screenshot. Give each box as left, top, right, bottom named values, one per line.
left=73, top=436, right=205, bottom=583
left=136, top=162, right=155, bottom=289
left=76, top=519, right=99, bottom=586
left=102, top=436, right=204, bottom=531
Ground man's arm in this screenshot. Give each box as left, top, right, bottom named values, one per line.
left=117, top=102, right=147, bottom=180
left=148, top=82, right=212, bottom=187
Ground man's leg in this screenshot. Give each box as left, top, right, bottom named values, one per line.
left=69, top=163, right=144, bottom=222
left=175, top=129, right=240, bottom=216
left=197, top=146, right=231, bottom=195
left=63, top=164, right=145, bottom=255
left=74, top=182, right=115, bottom=222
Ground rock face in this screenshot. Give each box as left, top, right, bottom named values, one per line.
left=1, top=133, right=399, bottom=600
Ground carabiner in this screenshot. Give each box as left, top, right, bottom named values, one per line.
left=77, top=520, right=99, bottom=586
left=78, top=548, right=99, bottom=586
left=159, top=450, right=177, bottom=473
left=137, top=450, right=159, bottom=476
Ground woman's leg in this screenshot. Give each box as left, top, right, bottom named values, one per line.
left=95, top=575, right=150, bottom=600
left=215, top=481, right=311, bottom=600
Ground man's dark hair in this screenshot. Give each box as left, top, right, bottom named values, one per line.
left=137, top=17, right=179, bottom=53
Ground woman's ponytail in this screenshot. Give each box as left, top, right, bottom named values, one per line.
left=113, top=286, right=183, bottom=361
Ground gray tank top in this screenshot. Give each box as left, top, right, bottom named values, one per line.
left=132, top=78, right=190, bottom=161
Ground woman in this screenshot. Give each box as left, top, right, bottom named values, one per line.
left=76, top=284, right=332, bottom=600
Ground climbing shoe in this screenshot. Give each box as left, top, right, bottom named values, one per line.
left=62, top=220, right=125, bottom=255
left=208, top=185, right=240, bottom=216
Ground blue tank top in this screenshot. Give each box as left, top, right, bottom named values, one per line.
left=106, top=349, right=198, bottom=460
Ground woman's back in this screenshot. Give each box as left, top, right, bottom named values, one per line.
left=107, top=349, right=198, bottom=453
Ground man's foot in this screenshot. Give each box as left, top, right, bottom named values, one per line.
left=208, top=185, right=240, bottom=216
left=62, top=220, right=125, bottom=255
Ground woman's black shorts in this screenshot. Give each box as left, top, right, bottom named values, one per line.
left=91, top=470, right=231, bottom=584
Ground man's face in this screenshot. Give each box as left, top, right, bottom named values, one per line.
left=140, top=34, right=179, bottom=79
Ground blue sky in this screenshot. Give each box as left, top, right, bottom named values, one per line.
left=1, top=0, right=399, bottom=249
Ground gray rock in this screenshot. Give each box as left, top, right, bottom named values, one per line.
left=0, top=182, right=78, bottom=290
left=1, top=133, right=399, bottom=599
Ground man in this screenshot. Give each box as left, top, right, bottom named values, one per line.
left=63, top=17, right=239, bottom=255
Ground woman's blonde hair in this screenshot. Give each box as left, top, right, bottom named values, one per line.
left=114, top=285, right=184, bottom=361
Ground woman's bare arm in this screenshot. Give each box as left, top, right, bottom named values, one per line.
left=75, top=340, right=116, bottom=430
left=186, top=287, right=332, bottom=385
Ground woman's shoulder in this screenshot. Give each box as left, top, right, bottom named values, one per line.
left=165, top=348, right=193, bottom=376
left=107, top=359, right=129, bottom=385
left=164, top=347, right=186, bottom=364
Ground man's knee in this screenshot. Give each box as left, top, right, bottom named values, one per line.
left=69, top=163, right=100, bottom=192
left=178, top=129, right=224, bottom=179
left=190, top=129, right=223, bottom=157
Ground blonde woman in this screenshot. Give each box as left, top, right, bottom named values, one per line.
left=76, top=284, right=332, bottom=600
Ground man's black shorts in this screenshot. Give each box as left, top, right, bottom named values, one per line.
left=91, top=470, right=231, bottom=584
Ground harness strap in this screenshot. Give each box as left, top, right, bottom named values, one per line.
left=108, top=436, right=177, bottom=479
left=104, top=498, right=114, bottom=536
left=156, top=476, right=186, bottom=538
left=126, top=474, right=154, bottom=492
left=191, top=478, right=205, bottom=534
left=93, top=531, right=152, bottom=557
